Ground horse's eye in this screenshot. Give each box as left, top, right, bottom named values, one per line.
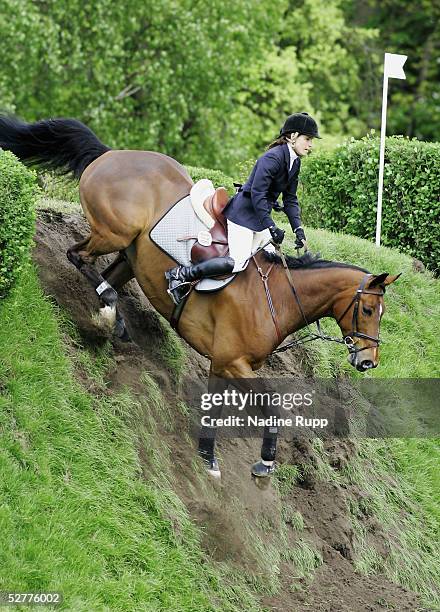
left=362, top=306, right=373, bottom=316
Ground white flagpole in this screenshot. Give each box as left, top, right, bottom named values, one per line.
left=376, top=75, right=388, bottom=246
left=376, top=53, right=407, bottom=247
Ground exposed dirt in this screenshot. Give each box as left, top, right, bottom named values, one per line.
left=32, top=210, right=427, bottom=612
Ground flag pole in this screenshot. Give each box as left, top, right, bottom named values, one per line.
left=376, top=72, right=389, bottom=246
left=375, top=53, right=407, bottom=247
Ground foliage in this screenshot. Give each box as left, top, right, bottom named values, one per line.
left=0, top=0, right=281, bottom=174
left=186, top=165, right=235, bottom=195
left=234, top=0, right=379, bottom=155
left=344, top=0, right=440, bottom=141
left=1, top=0, right=439, bottom=174
left=0, top=151, right=38, bottom=299
left=299, top=135, right=440, bottom=273
left=0, top=0, right=386, bottom=174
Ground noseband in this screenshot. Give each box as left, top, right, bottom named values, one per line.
left=335, top=273, right=384, bottom=354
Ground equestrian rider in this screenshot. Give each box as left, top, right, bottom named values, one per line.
left=165, top=112, right=320, bottom=304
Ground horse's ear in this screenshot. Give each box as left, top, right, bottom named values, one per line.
left=383, top=273, right=402, bottom=286
left=367, top=272, right=402, bottom=289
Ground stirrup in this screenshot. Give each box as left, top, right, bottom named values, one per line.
left=251, top=460, right=276, bottom=478
left=166, top=281, right=192, bottom=305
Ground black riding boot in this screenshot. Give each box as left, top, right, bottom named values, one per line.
left=165, top=256, right=235, bottom=305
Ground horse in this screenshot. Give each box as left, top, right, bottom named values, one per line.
left=0, top=116, right=400, bottom=478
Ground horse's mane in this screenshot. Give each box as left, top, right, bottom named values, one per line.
left=262, top=250, right=370, bottom=274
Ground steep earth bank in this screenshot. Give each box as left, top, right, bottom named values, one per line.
left=33, top=210, right=425, bottom=612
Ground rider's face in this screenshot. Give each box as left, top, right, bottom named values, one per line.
left=293, top=134, right=314, bottom=157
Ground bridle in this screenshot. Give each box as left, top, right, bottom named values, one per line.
left=254, top=248, right=384, bottom=355
left=333, top=273, right=384, bottom=355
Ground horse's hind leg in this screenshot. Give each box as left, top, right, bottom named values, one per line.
left=101, top=251, right=134, bottom=288
left=101, top=252, right=135, bottom=341
left=67, top=232, right=130, bottom=333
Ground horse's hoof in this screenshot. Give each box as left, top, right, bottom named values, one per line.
left=251, top=460, right=276, bottom=478
left=202, top=456, right=221, bottom=480
left=117, top=328, right=131, bottom=343
left=114, top=317, right=131, bottom=342
left=94, top=304, right=116, bottom=330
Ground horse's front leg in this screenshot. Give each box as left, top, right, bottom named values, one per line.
left=198, top=359, right=279, bottom=479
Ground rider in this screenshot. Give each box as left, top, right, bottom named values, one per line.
left=165, top=112, right=320, bottom=304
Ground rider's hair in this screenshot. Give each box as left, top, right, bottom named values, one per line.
left=266, top=133, right=298, bottom=150
left=266, top=135, right=290, bottom=150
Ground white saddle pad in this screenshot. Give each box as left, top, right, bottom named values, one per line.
left=149, top=194, right=235, bottom=293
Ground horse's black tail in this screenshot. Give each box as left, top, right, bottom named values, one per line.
left=0, top=115, right=111, bottom=179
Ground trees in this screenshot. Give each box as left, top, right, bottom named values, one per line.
left=1, top=1, right=436, bottom=173
left=345, top=0, right=440, bottom=141
left=234, top=0, right=378, bottom=159
left=0, top=0, right=280, bottom=171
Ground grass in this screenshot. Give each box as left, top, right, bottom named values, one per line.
left=275, top=223, right=440, bottom=608
left=283, top=539, right=323, bottom=579
left=14, top=183, right=440, bottom=608
left=37, top=173, right=81, bottom=206
left=156, top=318, right=187, bottom=384
left=0, top=264, right=261, bottom=611
left=341, top=440, right=440, bottom=607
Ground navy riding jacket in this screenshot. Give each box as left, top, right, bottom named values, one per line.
left=224, top=143, right=302, bottom=232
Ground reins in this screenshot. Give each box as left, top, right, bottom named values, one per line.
left=169, top=244, right=384, bottom=358
left=254, top=245, right=383, bottom=355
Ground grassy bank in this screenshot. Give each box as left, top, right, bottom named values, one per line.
left=0, top=265, right=260, bottom=611
left=279, top=224, right=440, bottom=607
left=15, top=181, right=440, bottom=608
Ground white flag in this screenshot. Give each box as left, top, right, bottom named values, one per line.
left=384, top=53, right=407, bottom=79
left=376, top=51, right=408, bottom=246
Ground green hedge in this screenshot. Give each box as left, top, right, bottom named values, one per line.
left=186, top=165, right=235, bottom=195
left=0, top=151, right=38, bottom=298
left=300, top=135, right=440, bottom=274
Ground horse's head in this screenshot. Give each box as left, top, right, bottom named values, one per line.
left=334, top=272, right=401, bottom=372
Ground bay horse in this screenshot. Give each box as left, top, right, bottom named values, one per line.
left=0, top=116, right=400, bottom=478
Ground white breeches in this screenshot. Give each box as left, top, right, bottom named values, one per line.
left=227, top=220, right=275, bottom=272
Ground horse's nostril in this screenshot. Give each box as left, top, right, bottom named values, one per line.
left=361, top=360, right=374, bottom=370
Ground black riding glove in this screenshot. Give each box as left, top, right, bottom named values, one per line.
left=294, top=227, right=306, bottom=249
left=269, top=225, right=285, bottom=245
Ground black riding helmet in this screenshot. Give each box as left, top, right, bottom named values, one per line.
left=280, top=112, right=321, bottom=138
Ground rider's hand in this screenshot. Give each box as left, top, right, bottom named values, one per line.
left=294, top=227, right=307, bottom=250
left=269, top=225, right=285, bottom=245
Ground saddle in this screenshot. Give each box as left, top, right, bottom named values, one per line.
left=187, top=181, right=230, bottom=263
